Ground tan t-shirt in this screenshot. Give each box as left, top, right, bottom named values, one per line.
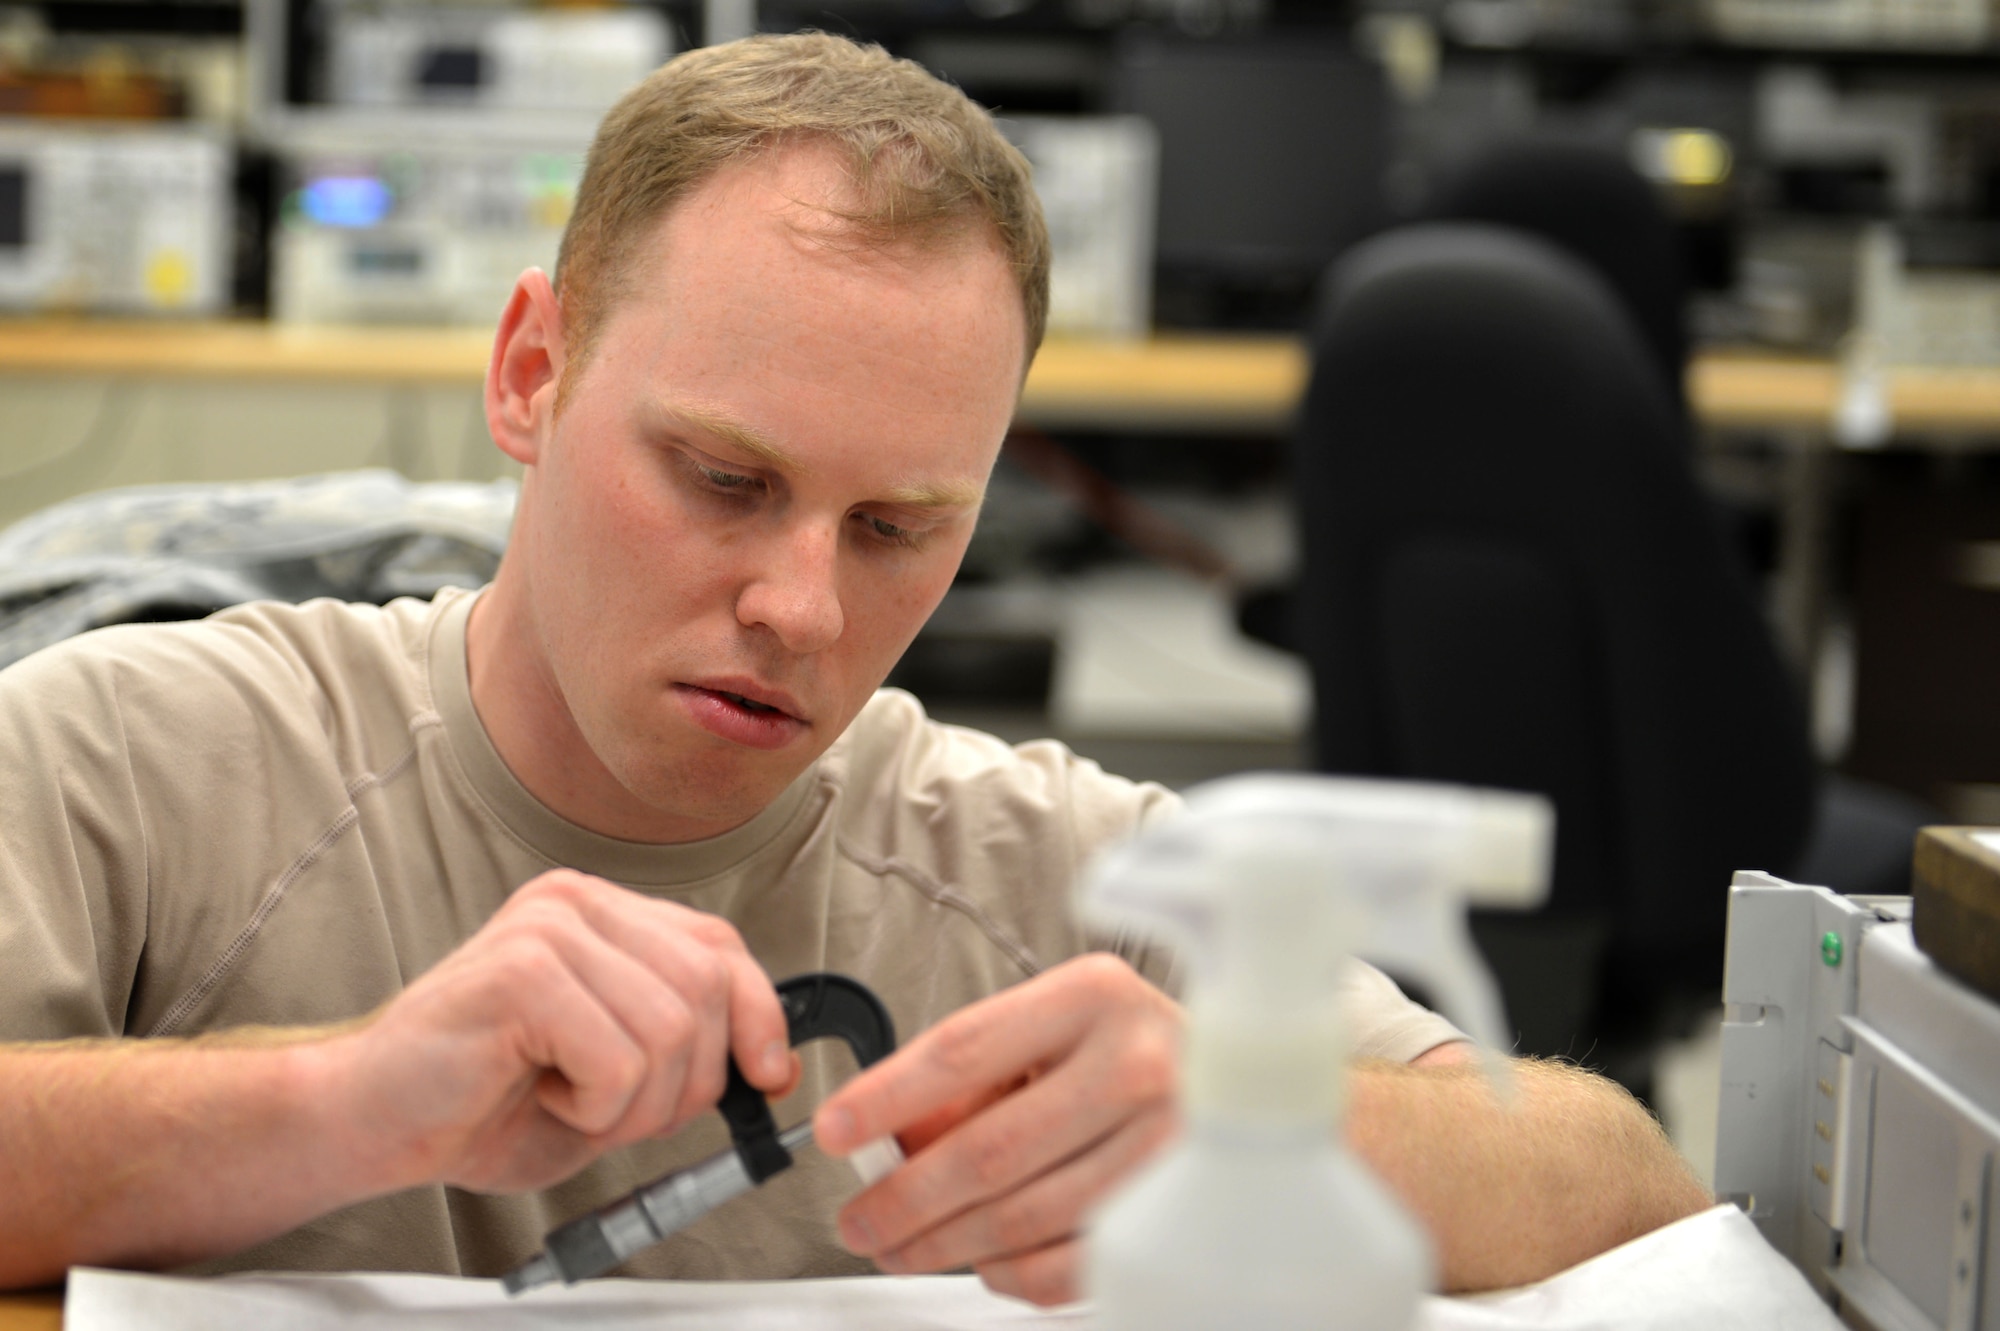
left=0, top=587, right=1461, bottom=1279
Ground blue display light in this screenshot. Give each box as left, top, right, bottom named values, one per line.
left=299, top=176, right=393, bottom=229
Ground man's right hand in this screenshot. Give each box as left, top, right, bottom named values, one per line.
left=0, top=868, right=789, bottom=1287
left=323, top=868, right=796, bottom=1196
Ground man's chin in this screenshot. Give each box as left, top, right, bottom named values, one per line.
left=614, top=748, right=815, bottom=842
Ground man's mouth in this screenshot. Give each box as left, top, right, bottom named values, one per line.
left=679, top=678, right=808, bottom=723
left=676, top=682, right=809, bottom=750
left=716, top=690, right=781, bottom=715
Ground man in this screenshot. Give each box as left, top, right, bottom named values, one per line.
left=0, top=33, right=1707, bottom=1303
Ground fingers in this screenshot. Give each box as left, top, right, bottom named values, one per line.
left=511, top=915, right=711, bottom=1141
left=489, top=871, right=783, bottom=1139
left=819, top=954, right=1182, bottom=1293
left=717, top=945, right=795, bottom=1093
left=522, top=945, right=674, bottom=1136
left=354, top=868, right=800, bottom=1195
left=838, top=1041, right=1161, bottom=1256
left=816, top=953, right=1148, bottom=1156
left=549, top=876, right=791, bottom=1095
left=896, top=1077, right=1025, bottom=1157
left=495, top=931, right=655, bottom=1136
left=976, top=1239, right=1085, bottom=1309
left=869, top=1103, right=1178, bottom=1279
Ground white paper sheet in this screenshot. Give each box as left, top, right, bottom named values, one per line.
left=65, top=1204, right=1841, bottom=1330
left=1428, top=1204, right=1844, bottom=1330
left=66, top=1268, right=1082, bottom=1331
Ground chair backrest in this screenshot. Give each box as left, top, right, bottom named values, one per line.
left=1420, top=135, right=1689, bottom=415
left=1293, top=223, right=1815, bottom=981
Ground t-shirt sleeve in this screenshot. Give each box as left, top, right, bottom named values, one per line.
left=1062, top=764, right=1183, bottom=994
left=0, top=635, right=154, bottom=1039
left=1338, top=959, right=1468, bottom=1063
left=0, top=614, right=341, bottom=1042
left=1065, top=765, right=1466, bottom=1065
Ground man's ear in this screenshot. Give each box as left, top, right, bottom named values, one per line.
left=485, top=268, right=567, bottom=468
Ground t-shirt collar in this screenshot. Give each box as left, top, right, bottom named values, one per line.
left=425, top=587, right=819, bottom=888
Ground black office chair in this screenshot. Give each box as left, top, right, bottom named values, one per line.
left=1239, top=139, right=1707, bottom=654
left=1410, top=134, right=1934, bottom=900
left=1292, top=223, right=1860, bottom=1085
left=1418, top=135, right=1690, bottom=418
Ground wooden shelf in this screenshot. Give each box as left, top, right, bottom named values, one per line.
left=2, top=319, right=1997, bottom=438
left=0, top=1292, right=61, bottom=1331
left=1019, top=335, right=1307, bottom=431
left=1687, top=349, right=1843, bottom=428
left=0, top=319, right=496, bottom=384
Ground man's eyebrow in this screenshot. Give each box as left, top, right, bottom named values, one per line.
left=878, top=477, right=986, bottom=510
left=651, top=398, right=986, bottom=511
left=651, top=400, right=805, bottom=473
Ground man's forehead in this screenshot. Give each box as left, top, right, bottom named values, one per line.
left=676, top=138, right=994, bottom=256
left=631, top=143, right=1023, bottom=338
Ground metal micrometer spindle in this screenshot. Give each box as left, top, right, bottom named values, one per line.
left=501, top=971, right=896, bottom=1293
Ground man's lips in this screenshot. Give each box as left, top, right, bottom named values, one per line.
left=673, top=678, right=812, bottom=751
left=681, top=677, right=807, bottom=723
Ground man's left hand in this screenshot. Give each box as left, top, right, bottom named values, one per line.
left=812, top=953, right=1180, bottom=1306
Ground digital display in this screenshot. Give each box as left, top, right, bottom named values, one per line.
left=349, top=244, right=424, bottom=276
left=417, top=45, right=486, bottom=90
left=300, top=175, right=393, bottom=229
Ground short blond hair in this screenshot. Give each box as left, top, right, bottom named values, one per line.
left=555, top=32, right=1050, bottom=386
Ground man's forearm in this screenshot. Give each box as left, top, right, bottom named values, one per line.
left=1346, top=1056, right=1711, bottom=1292
left=0, top=1034, right=377, bottom=1289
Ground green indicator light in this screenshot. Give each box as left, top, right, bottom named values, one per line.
left=1821, top=931, right=1844, bottom=967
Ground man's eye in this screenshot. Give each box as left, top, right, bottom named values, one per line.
left=695, top=463, right=760, bottom=492
left=861, top=513, right=926, bottom=549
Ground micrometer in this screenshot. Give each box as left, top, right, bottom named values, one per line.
left=501, top=971, right=897, bottom=1293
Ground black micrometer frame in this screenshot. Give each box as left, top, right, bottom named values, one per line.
left=521, top=972, right=895, bottom=1289
left=718, top=971, right=897, bottom=1184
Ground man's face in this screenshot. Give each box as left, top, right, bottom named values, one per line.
left=508, top=143, right=1025, bottom=840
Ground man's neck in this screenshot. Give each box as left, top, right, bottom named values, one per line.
left=463, top=568, right=739, bottom=845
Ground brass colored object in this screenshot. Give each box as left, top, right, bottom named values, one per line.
left=1912, top=826, right=2000, bottom=1002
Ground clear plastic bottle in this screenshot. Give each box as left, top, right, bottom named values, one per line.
left=1083, top=774, right=1553, bottom=1331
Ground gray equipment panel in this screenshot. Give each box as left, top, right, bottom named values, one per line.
left=1716, top=872, right=2000, bottom=1331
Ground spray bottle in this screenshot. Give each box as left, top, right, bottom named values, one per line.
left=1083, top=773, right=1552, bottom=1331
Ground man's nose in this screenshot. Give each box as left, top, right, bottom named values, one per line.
left=737, top=521, right=845, bottom=655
